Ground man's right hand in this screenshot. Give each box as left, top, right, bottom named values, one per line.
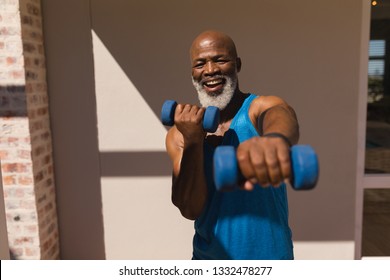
left=174, top=104, right=207, bottom=145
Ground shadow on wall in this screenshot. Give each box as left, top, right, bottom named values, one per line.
left=0, top=86, right=27, bottom=117
left=100, top=152, right=170, bottom=176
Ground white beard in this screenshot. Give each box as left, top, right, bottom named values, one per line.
left=192, top=75, right=237, bottom=110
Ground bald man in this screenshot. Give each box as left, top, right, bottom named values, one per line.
left=166, top=30, right=299, bottom=260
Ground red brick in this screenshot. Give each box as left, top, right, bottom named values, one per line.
left=8, top=137, right=20, bottom=145
left=20, top=199, right=35, bottom=209
left=3, top=176, right=16, bottom=185
left=21, top=15, right=33, bottom=26
left=3, top=175, right=16, bottom=185
left=23, top=42, right=36, bottom=53
left=44, top=202, right=53, bottom=212
left=24, top=224, right=38, bottom=234
left=10, top=70, right=24, bottom=79
left=0, top=150, right=9, bottom=160
left=26, top=3, right=40, bottom=16
left=25, top=246, right=39, bottom=257
left=6, top=56, right=18, bottom=66
left=15, top=188, right=25, bottom=198
left=34, top=171, right=43, bottom=182
left=42, top=155, right=51, bottom=165
left=45, top=177, right=53, bottom=187
left=37, top=107, right=47, bottom=116
left=2, top=163, right=18, bottom=173
left=18, top=149, right=31, bottom=159
left=34, top=19, right=41, bottom=29
left=18, top=175, right=33, bottom=185
left=33, top=145, right=45, bottom=156
left=3, top=163, right=32, bottom=173
left=28, top=109, right=36, bottom=119
left=14, top=236, right=34, bottom=246
left=0, top=26, right=20, bottom=36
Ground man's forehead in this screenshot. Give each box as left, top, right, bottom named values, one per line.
left=198, top=37, right=225, bottom=48
left=193, top=34, right=230, bottom=49
left=191, top=37, right=233, bottom=57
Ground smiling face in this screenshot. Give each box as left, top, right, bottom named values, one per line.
left=190, top=31, right=241, bottom=109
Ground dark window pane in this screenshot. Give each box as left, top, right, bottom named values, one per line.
left=365, top=10, right=390, bottom=174
left=362, top=189, right=390, bottom=256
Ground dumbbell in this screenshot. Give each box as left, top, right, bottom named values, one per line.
left=213, top=144, right=319, bottom=191
left=161, top=100, right=220, bottom=133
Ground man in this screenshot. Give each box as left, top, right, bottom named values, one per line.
left=165, top=30, right=299, bottom=259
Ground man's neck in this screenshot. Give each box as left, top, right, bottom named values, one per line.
left=205, top=89, right=248, bottom=146
left=219, top=89, right=248, bottom=123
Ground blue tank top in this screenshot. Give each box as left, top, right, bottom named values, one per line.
left=192, top=94, right=294, bottom=260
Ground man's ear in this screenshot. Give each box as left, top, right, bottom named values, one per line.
left=236, top=57, right=242, bottom=72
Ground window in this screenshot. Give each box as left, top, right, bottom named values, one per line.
left=368, top=40, right=385, bottom=104
left=365, top=37, right=390, bottom=174
left=360, top=1, right=390, bottom=259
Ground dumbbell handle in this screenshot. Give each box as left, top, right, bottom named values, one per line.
left=213, top=144, right=319, bottom=191
left=161, top=100, right=220, bottom=133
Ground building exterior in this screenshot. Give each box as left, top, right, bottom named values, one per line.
left=0, top=0, right=58, bottom=259
left=1, top=0, right=388, bottom=260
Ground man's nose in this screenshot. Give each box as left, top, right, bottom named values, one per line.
left=204, top=62, right=219, bottom=75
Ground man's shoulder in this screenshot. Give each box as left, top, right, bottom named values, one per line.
left=250, top=94, right=287, bottom=110
left=247, top=94, right=288, bottom=120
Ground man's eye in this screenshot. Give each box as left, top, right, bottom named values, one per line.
left=217, top=60, right=228, bottom=64
left=194, top=63, right=204, bottom=68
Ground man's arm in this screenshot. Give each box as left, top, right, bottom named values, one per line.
left=165, top=104, right=208, bottom=220
left=237, top=95, right=299, bottom=190
left=257, top=95, right=299, bottom=144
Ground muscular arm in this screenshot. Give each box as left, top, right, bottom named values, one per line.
left=257, top=96, right=299, bottom=145
left=165, top=105, right=208, bottom=220
left=238, top=95, right=299, bottom=189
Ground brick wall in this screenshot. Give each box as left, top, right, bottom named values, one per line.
left=0, top=0, right=59, bottom=259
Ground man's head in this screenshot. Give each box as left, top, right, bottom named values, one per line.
left=190, top=30, right=241, bottom=110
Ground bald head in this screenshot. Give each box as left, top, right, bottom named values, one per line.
left=190, top=30, right=238, bottom=60
left=190, top=31, right=242, bottom=110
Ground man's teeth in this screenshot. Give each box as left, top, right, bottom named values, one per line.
left=205, top=80, right=222, bottom=86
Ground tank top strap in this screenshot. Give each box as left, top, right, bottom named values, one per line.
left=224, top=93, right=259, bottom=145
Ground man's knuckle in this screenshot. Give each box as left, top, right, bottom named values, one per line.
left=252, top=158, right=265, bottom=169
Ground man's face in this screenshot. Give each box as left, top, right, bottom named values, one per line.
left=190, top=37, right=240, bottom=109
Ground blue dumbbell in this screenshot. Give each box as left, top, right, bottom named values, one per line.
left=213, top=144, right=319, bottom=191
left=161, top=100, right=220, bottom=133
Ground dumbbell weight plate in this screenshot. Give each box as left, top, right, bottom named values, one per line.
left=161, top=100, right=220, bottom=133
left=203, top=106, right=220, bottom=133
left=213, top=145, right=319, bottom=191
left=290, top=145, right=319, bottom=190
left=161, top=100, right=177, bottom=127
left=213, top=146, right=239, bottom=191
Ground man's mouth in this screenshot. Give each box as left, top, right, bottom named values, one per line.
left=203, top=78, right=225, bottom=90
